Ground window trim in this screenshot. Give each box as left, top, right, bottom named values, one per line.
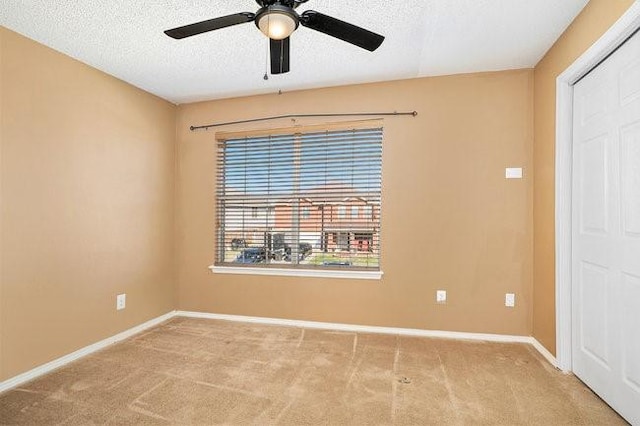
left=209, top=265, right=383, bottom=280
left=214, top=119, right=384, bottom=277
left=215, top=119, right=383, bottom=141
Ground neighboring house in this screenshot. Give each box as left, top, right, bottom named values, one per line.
left=221, top=184, right=380, bottom=253
left=220, top=190, right=276, bottom=246
left=273, top=189, right=380, bottom=253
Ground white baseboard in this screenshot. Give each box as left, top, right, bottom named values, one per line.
left=0, top=311, right=176, bottom=394
left=0, top=309, right=559, bottom=394
left=177, top=311, right=558, bottom=367
left=529, top=337, right=559, bottom=369
left=176, top=310, right=535, bottom=344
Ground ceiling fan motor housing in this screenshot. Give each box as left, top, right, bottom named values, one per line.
left=255, top=0, right=303, bottom=8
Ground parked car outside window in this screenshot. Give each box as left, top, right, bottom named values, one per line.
left=234, top=247, right=266, bottom=263
left=284, top=243, right=313, bottom=261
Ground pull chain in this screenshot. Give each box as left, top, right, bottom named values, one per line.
left=263, top=15, right=270, bottom=80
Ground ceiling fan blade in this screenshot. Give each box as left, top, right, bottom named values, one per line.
left=164, top=12, right=255, bottom=39
left=300, top=11, right=384, bottom=52
left=270, top=37, right=290, bottom=74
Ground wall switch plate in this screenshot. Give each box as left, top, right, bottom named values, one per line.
left=505, top=293, right=515, bottom=307
left=505, top=168, right=523, bottom=179
left=436, top=290, right=447, bottom=304
left=116, top=293, right=126, bottom=310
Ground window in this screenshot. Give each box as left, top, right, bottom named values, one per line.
left=338, top=206, right=347, bottom=219
left=364, top=205, right=373, bottom=219
left=216, top=126, right=382, bottom=272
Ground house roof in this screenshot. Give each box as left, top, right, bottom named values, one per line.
left=221, top=181, right=380, bottom=207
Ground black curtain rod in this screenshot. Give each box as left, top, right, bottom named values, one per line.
left=189, top=111, right=418, bottom=131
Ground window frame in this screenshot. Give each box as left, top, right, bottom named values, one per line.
left=210, top=120, right=384, bottom=280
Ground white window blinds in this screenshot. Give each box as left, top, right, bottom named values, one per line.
left=216, top=127, right=382, bottom=270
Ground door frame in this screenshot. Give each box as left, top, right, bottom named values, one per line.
left=555, top=2, right=640, bottom=372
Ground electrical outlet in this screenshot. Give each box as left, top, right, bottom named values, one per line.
left=116, top=293, right=126, bottom=310
left=436, top=290, right=447, bottom=304
left=505, top=293, right=515, bottom=308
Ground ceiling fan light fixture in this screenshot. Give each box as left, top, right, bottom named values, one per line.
left=165, top=1, right=385, bottom=75
left=256, top=6, right=299, bottom=40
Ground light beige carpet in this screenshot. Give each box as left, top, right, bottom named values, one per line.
left=0, top=317, right=627, bottom=425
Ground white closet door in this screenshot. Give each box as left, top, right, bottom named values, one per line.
left=572, top=29, right=640, bottom=425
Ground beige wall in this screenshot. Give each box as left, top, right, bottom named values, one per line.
left=532, top=0, right=635, bottom=355
left=0, top=28, right=176, bottom=380
left=3, top=0, right=628, bottom=381
left=176, top=69, right=534, bottom=335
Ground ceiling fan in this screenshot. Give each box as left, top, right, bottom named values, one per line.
left=164, top=0, right=385, bottom=75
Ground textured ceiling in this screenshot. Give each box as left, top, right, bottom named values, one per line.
left=1, top=0, right=589, bottom=104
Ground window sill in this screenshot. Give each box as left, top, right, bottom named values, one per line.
left=209, top=265, right=383, bottom=280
